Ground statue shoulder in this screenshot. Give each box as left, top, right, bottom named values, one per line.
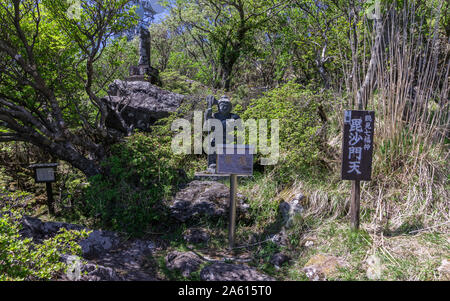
left=231, top=113, right=241, bottom=120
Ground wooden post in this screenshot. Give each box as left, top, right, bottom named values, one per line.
left=46, top=182, right=55, bottom=215
left=350, top=180, right=360, bottom=229
left=228, top=174, right=238, bottom=249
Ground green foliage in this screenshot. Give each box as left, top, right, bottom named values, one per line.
left=254, top=241, right=280, bottom=273
left=83, top=132, right=185, bottom=236
left=0, top=207, right=89, bottom=281
left=168, top=0, right=289, bottom=89
left=160, top=69, right=205, bottom=95
left=242, top=82, right=326, bottom=184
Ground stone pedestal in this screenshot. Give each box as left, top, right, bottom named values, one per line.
left=126, top=64, right=160, bottom=85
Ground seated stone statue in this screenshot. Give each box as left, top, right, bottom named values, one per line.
left=204, top=95, right=241, bottom=173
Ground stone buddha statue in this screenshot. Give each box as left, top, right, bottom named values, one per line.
left=204, top=95, right=241, bottom=173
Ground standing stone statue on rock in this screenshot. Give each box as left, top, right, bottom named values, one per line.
left=204, top=95, right=241, bottom=173
left=138, top=25, right=151, bottom=66
left=126, top=3, right=160, bottom=85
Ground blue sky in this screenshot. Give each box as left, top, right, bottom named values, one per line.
left=149, top=0, right=169, bottom=23
left=154, top=11, right=169, bottom=23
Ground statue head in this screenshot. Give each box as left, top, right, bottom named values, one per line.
left=217, top=95, right=232, bottom=115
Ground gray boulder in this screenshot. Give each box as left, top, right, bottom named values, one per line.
left=78, top=238, right=157, bottom=281
left=166, top=251, right=204, bottom=277
left=279, top=193, right=305, bottom=228
left=167, top=181, right=249, bottom=222
left=20, top=216, right=84, bottom=242
left=184, top=228, right=210, bottom=244
left=20, top=216, right=121, bottom=260
left=103, top=79, right=184, bottom=132
left=81, top=263, right=123, bottom=281
left=200, top=263, right=275, bottom=281
left=270, top=252, right=290, bottom=268
left=61, top=255, right=123, bottom=281
left=270, top=229, right=289, bottom=247
left=79, top=230, right=121, bottom=259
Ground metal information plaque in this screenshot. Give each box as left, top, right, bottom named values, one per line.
left=216, top=144, right=254, bottom=175
left=341, top=110, right=375, bottom=181
left=35, top=168, right=55, bottom=183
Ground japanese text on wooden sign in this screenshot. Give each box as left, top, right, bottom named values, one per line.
left=341, top=110, right=375, bottom=181
left=216, top=144, right=254, bottom=175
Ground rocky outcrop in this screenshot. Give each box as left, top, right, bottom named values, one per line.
left=87, top=239, right=157, bottom=281
left=200, top=263, right=275, bottom=281
left=19, top=216, right=158, bottom=281
left=103, top=80, right=184, bottom=132
left=167, top=181, right=249, bottom=223
left=20, top=215, right=120, bottom=260
left=166, top=251, right=205, bottom=277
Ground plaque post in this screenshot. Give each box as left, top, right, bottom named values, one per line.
left=350, top=180, right=360, bottom=229
left=46, top=182, right=55, bottom=215
left=29, top=163, right=58, bottom=216
left=197, top=144, right=254, bottom=250
left=228, top=174, right=238, bottom=249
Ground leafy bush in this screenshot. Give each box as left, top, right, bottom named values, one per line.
left=160, top=69, right=206, bottom=95
left=0, top=207, right=88, bottom=281
left=242, top=82, right=326, bottom=184
left=83, top=132, right=186, bottom=236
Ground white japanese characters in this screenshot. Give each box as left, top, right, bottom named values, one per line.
left=348, top=116, right=363, bottom=175
left=364, top=115, right=373, bottom=151
left=342, top=110, right=375, bottom=181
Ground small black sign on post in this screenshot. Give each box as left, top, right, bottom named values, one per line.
left=341, top=110, right=375, bottom=229
left=30, top=163, right=58, bottom=215
left=216, top=144, right=254, bottom=249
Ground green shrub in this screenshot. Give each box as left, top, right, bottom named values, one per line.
left=83, top=132, right=185, bottom=236
left=0, top=207, right=88, bottom=281
left=242, top=82, right=327, bottom=185
left=160, top=69, right=205, bottom=95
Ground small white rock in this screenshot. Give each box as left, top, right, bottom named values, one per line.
left=366, top=255, right=382, bottom=280
left=305, top=241, right=314, bottom=247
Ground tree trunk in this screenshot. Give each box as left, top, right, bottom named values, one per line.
left=316, top=60, right=330, bottom=89
left=46, top=142, right=102, bottom=178
left=222, top=66, right=232, bottom=91
left=356, top=18, right=383, bottom=110
left=350, top=9, right=359, bottom=108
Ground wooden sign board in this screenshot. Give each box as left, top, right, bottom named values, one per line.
left=216, top=144, right=254, bottom=175
left=35, top=168, right=55, bottom=183
left=30, top=163, right=58, bottom=183
left=341, top=110, right=375, bottom=181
